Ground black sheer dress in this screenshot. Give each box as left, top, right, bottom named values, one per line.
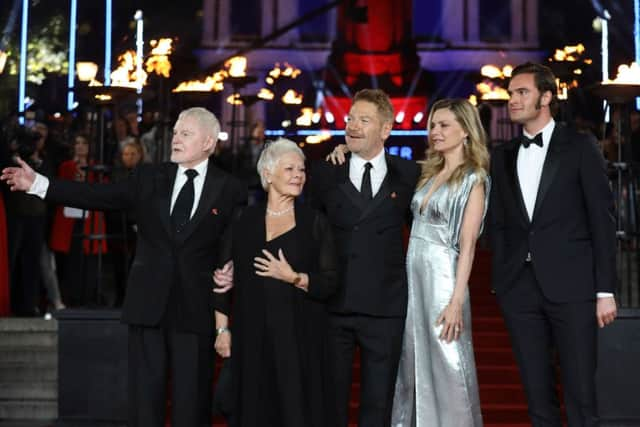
left=231, top=203, right=338, bottom=427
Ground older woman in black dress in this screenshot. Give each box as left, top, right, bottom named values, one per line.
left=216, top=138, right=338, bottom=427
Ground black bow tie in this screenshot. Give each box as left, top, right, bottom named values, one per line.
left=521, top=133, right=543, bottom=148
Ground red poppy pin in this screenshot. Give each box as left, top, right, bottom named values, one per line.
left=390, top=192, right=397, bottom=199
left=211, top=208, right=219, bottom=215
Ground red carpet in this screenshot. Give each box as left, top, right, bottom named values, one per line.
left=469, top=249, right=530, bottom=426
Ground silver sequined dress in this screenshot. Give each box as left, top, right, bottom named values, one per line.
left=392, top=171, right=489, bottom=427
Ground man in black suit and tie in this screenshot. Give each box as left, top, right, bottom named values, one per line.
left=2, top=107, right=246, bottom=427
left=489, top=62, right=618, bottom=426
left=311, top=89, right=420, bottom=426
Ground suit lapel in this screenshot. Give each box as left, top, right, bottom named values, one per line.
left=358, top=154, right=396, bottom=221
left=531, top=125, right=568, bottom=222
left=156, top=163, right=175, bottom=239
left=175, top=163, right=227, bottom=245
left=504, top=141, right=530, bottom=225
left=337, top=156, right=367, bottom=211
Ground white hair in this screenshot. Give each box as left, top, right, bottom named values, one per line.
left=178, top=107, right=220, bottom=153
left=256, top=138, right=305, bottom=190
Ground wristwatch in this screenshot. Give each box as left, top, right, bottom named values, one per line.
left=216, top=327, right=230, bottom=336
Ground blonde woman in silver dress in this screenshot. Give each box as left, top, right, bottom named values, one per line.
left=391, top=98, right=490, bottom=427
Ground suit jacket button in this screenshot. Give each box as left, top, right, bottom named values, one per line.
left=353, top=226, right=359, bottom=231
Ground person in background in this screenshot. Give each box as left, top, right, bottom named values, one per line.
left=49, top=133, right=107, bottom=307
left=5, top=126, right=53, bottom=316
left=109, top=140, right=145, bottom=306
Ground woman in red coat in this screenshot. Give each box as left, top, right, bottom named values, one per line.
left=49, top=134, right=107, bottom=306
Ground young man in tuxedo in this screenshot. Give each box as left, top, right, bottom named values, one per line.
left=489, top=62, right=617, bottom=426
left=310, top=89, right=420, bottom=426
left=2, top=107, right=245, bottom=427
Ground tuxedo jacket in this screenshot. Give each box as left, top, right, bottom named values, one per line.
left=310, top=154, right=420, bottom=317
left=45, top=161, right=246, bottom=334
left=489, top=123, right=616, bottom=302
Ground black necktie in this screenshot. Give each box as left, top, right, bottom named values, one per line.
left=171, top=169, right=198, bottom=232
left=521, top=133, right=543, bottom=148
left=361, top=162, right=373, bottom=201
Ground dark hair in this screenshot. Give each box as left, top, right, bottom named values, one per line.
left=352, top=89, right=394, bottom=124
left=510, top=62, right=559, bottom=116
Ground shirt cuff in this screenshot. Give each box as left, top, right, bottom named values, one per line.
left=27, top=173, right=49, bottom=199
left=597, top=292, right=614, bottom=298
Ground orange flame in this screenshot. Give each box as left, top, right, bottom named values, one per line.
left=266, top=62, right=301, bottom=84
left=226, top=93, right=242, bottom=105
left=145, top=38, right=173, bottom=78
left=480, top=64, right=512, bottom=79
left=605, top=62, right=640, bottom=85
left=225, top=56, right=247, bottom=77
left=282, top=89, right=303, bottom=105
left=173, top=70, right=228, bottom=92
left=257, top=88, right=274, bottom=100
left=111, top=50, right=148, bottom=88
left=476, top=82, right=509, bottom=100
left=553, top=44, right=585, bottom=62
left=296, top=108, right=314, bottom=126
left=305, top=131, right=331, bottom=144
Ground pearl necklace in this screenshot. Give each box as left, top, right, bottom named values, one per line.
left=266, top=205, right=294, bottom=217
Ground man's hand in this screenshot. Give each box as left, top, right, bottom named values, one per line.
left=1, top=157, right=36, bottom=191
left=212, top=260, right=234, bottom=294
left=214, top=330, right=231, bottom=358
left=325, top=144, right=348, bottom=165
left=597, top=296, right=617, bottom=328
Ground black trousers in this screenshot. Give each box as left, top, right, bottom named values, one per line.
left=498, top=265, right=598, bottom=427
left=128, top=325, right=214, bottom=427
left=7, top=214, right=45, bottom=316
left=328, top=313, right=404, bottom=427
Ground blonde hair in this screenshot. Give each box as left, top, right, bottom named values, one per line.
left=256, top=138, right=305, bottom=190
left=417, top=98, right=489, bottom=189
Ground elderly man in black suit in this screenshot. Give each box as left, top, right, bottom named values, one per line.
left=311, top=89, right=420, bottom=427
left=2, top=107, right=246, bottom=427
left=489, top=62, right=617, bottom=427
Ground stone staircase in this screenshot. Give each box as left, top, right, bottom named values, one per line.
left=0, top=318, right=57, bottom=421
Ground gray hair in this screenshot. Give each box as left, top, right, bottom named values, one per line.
left=256, top=138, right=305, bottom=190
left=178, top=107, right=220, bottom=153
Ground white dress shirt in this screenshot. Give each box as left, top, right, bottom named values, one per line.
left=517, top=119, right=555, bottom=221
left=349, top=149, right=387, bottom=197
left=170, top=159, right=209, bottom=219
left=515, top=119, right=612, bottom=299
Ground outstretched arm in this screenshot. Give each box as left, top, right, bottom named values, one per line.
left=1, top=157, right=37, bottom=192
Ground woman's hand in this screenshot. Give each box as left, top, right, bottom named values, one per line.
left=254, top=248, right=296, bottom=283
left=325, top=144, right=349, bottom=165
left=436, top=300, right=464, bottom=343
left=214, top=330, right=231, bottom=358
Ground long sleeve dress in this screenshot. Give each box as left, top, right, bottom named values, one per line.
left=392, top=171, right=490, bottom=427
left=231, top=203, right=338, bottom=427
